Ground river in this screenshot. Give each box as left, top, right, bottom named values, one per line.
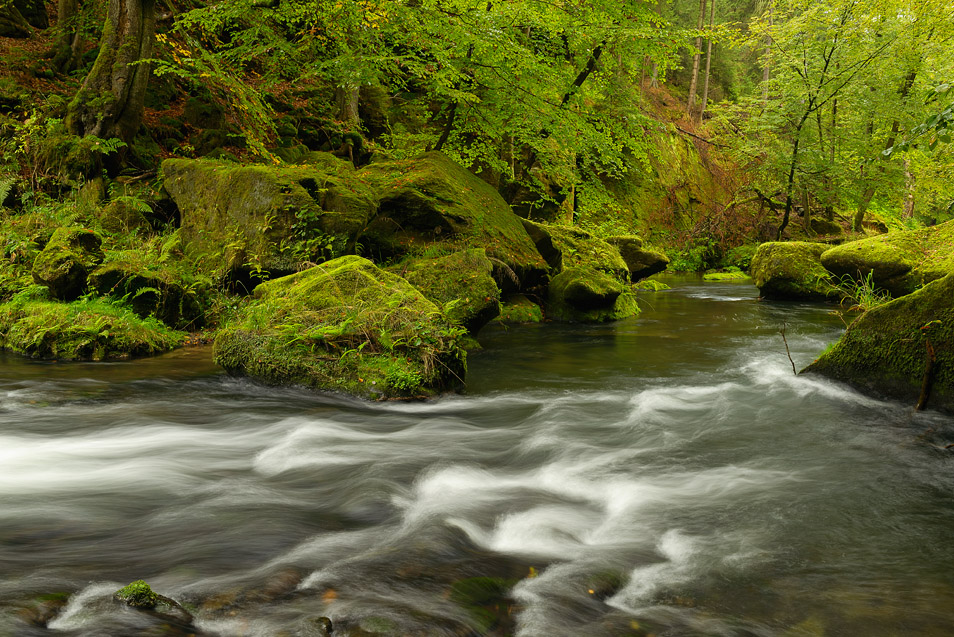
left=2, top=275, right=953, bottom=636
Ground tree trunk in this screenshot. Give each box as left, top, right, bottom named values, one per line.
left=687, top=0, right=706, bottom=114
left=335, top=85, right=360, bottom=127
left=66, top=0, right=156, bottom=144
left=903, top=159, right=915, bottom=219
left=52, top=0, right=82, bottom=73
left=699, top=0, right=716, bottom=121
left=761, top=3, right=773, bottom=103
left=0, top=2, right=32, bottom=38
left=777, top=111, right=809, bottom=240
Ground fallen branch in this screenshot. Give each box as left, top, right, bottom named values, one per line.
left=780, top=323, right=796, bottom=375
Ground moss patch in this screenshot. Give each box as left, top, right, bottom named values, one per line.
left=606, top=235, right=669, bottom=281
left=394, top=248, right=501, bottom=334
left=114, top=580, right=159, bottom=609
left=213, top=255, right=466, bottom=399
left=0, top=290, right=185, bottom=360
left=803, top=273, right=954, bottom=412
left=547, top=266, right=639, bottom=323
left=31, top=227, right=104, bottom=301
left=522, top=220, right=628, bottom=278
left=494, top=294, right=544, bottom=324
left=750, top=241, right=840, bottom=301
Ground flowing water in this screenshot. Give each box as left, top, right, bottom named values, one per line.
left=2, top=275, right=954, bottom=637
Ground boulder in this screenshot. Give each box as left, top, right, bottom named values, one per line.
left=162, top=155, right=374, bottom=284
left=213, top=256, right=466, bottom=399
left=547, top=266, right=639, bottom=323
left=395, top=249, right=500, bottom=335
left=820, top=221, right=954, bottom=297
left=803, top=273, right=954, bottom=413
left=88, top=258, right=204, bottom=330
left=606, top=235, right=669, bottom=281
left=31, top=227, right=104, bottom=300
left=359, top=152, right=547, bottom=290
left=494, top=294, right=544, bottom=324
left=521, top=220, right=628, bottom=279
left=750, top=241, right=839, bottom=301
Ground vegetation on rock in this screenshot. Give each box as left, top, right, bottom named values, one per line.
left=750, top=242, right=840, bottom=301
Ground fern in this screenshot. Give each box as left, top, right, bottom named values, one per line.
left=0, top=174, right=16, bottom=207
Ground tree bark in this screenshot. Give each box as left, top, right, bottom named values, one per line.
left=699, top=0, right=715, bottom=121
left=687, top=0, right=706, bottom=114
left=335, top=85, right=360, bottom=126
left=66, top=0, right=156, bottom=144
left=52, top=0, right=82, bottom=73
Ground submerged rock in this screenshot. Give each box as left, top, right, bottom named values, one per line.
left=606, top=235, right=670, bottom=281
left=31, top=227, right=104, bottom=300
left=803, top=273, right=954, bottom=412
left=396, top=249, right=501, bottom=334
left=213, top=256, right=466, bottom=399
left=820, top=221, right=954, bottom=297
left=750, top=241, right=839, bottom=301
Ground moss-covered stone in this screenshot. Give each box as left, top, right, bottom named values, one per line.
left=547, top=266, right=639, bottom=323
left=750, top=241, right=840, bottom=301
left=820, top=221, right=954, bottom=297
left=162, top=156, right=374, bottom=282
left=703, top=270, right=750, bottom=281
left=213, top=256, right=466, bottom=399
left=115, top=580, right=159, bottom=609
left=522, top=220, right=628, bottom=279
left=606, top=235, right=670, bottom=281
left=0, top=293, right=185, bottom=360
left=88, top=257, right=204, bottom=330
left=803, top=273, right=954, bottom=412
left=494, top=294, right=544, bottom=324
left=395, top=249, right=500, bottom=334
left=31, top=227, right=104, bottom=300
left=359, top=152, right=547, bottom=290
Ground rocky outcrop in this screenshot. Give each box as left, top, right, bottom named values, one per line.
left=31, top=227, right=104, bottom=300
left=750, top=241, right=839, bottom=301
left=213, top=256, right=466, bottom=399
left=820, top=221, right=954, bottom=297
left=395, top=249, right=500, bottom=335
left=803, top=273, right=954, bottom=412
left=605, top=235, right=669, bottom=281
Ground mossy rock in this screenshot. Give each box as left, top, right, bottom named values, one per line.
left=703, top=271, right=750, bottom=281
left=97, top=199, right=152, bottom=235
left=162, top=157, right=373, bottom=283
left=803, top=273, right=954, bottom=413
left=213, top=256, right=466, bottom=399
left=522, top=220, right=628, bottom=279
left=811, top=218, right=843, bottom=236
left=88, top=258, right=205, bottom=330
left=547, top=266, right=639, bottom=323
left=494, top=294, right=544, bottom=324
left=820, top=221, right=954, bottom=297
left=31, top=227, right=104, bottom=301
left=395, top=248, right=501, bottom=334
left=0, top=294, right=185, bottom=360
left=358, top=152, right=547, bottom=289
left=115, top=580, right=159, bottom=609
left=750, top=241, right=840, bottom=301
left=606, top=235, right=669, bottom=281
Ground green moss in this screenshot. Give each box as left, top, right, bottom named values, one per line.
left=606, top=235, right=670, bottom=281
left=114, top=580, right=159, bottom=609
left=494, top=294, right=544, bottom=324
left=213, top=256, right=466, bottom=399
left=393, top=248, right=501, bottom=334
left=0, top=289, right=185, bottom=360
left=703, top=271, right=750, bottom=281
left=31, top=226, right=104, bottom=300
left=820, top=220, right=954, bottom=296
left=804, top=273, right=954, bottom=412
left=523, top=220, right=628, bottom=278
left=750, top=241, right=840, bottom=301
left=547, top=266, right=640, bottom=323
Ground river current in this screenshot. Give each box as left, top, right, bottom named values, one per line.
left=2, top=275, right=954, bottom=636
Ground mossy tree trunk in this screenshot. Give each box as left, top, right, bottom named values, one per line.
left=51, top=0, right=82, bottom=73
left=66, top=0, right=156, bottom=144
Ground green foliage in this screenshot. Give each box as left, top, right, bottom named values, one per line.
left=114, top=580, right=159, bottom=609
left=835, top=271, right=891, bottom=312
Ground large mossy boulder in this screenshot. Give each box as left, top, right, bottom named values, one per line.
left=395, top=249, right=500, bottom=335
left=547, top=266, right=639, bottom=323
left=803, top=273, right=954, bottom=412
left=820, top=221, right=954, bottom=297
left=88, top=257, right=204, bottom=330
left=213, top=256, right=466, bottom=399
left=359, top=152, right=547, bottom=290
left=750, top=241, right=839, bottom=301
left=606, top=235, right=670, bottom=281
left=31, top=227, right=104, bottom=301
left=162, top=155, right=374, bottom=283
left=521, top=220, right=628, bottom=279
